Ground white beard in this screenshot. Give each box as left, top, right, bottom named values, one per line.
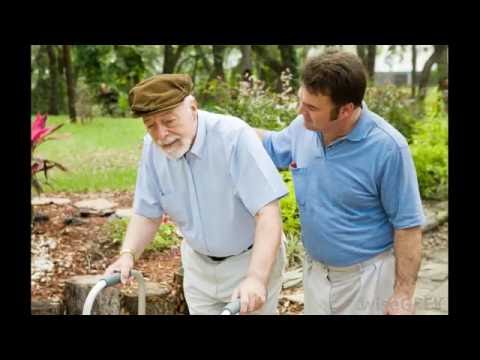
left=156, top=137, right=192, bottom=160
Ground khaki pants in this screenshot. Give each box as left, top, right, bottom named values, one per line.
left=181, top=238, right=286, bottom=315
left=303, top=249, right=395, bottom=315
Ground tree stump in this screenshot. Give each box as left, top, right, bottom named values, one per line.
left=31, top=300, right=64, bottom=315
left=170, top=268, right=189, bottom=314
left=121, top=282, right=174, bottom=315
left=63, top=271, right=189, bottom=315
left=64, top=275, right=122, bottom=315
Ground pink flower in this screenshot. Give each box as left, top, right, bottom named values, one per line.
left=31, top=113, right=63, bottom=147
left=31, top=113, right=52, bottom=144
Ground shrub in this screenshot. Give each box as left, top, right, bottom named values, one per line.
left=279, top=170, right=304, bottom=269
left=365, top=85, right=421, bottom=143
left=197, top=70, right=298, bottom=131
left=106, top=218, right=182, bottom=253
left=279, top=170, right=301, bottom=238
left=285, top=232, right=304, bottom=270
left=410, top=114, right=448, bottom=200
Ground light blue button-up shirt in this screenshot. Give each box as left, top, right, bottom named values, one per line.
left=133, top=110, right=288, bottom=257
left=263, top=104, right=425, bottom=266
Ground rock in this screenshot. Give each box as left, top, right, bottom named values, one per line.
left=32, top=257, right=54, bottom=274
left=32, top=197, right=71, bottom=206
left=282, top=268, right=303, bottom=289
left=74, top=199, right=117, bottom=216
left=423, top=281, right=448, bottom=313
left=64, top=217, right=88, bottom=226
left=428, top=249, right=448, bottom=264
left=282, top=293, right=304, bottom=305
left=421, top=201, right=448, bottom=233
left=415, top=309, right=448, bottom=315
left=418, top=262, right=448, bottom=282
left=33, top=213, right=49, bottom=223
left=115, top=208, right=133, bottom=219
left=175, top=228, right=184, bottom=238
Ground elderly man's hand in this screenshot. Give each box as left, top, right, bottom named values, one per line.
left=231, top=275, right=267, bottom=314
left=384, top=291, right=416, bottom=315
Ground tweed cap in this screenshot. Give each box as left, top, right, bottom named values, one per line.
left=128, top=74, right=193, bottom=117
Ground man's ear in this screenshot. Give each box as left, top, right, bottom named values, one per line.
left=190, top=96, right=198, bottom=111
left=340, top=103, right=355, bottom=118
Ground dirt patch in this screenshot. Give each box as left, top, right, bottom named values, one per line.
left=31, top=191, right=181, bottom=304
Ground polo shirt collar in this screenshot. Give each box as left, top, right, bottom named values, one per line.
left=345, top=102, right=375, bottom=142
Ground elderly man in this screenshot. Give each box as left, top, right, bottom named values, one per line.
left=104, top=74, right=288, bottom=315
left=256, top=50, right=425, bottom=315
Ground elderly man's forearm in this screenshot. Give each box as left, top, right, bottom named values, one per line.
left=393, top=226, right=422, bottom=297
left=122, top=214, right=162, bottom=258
left=248, top=201, right=282, bottom=284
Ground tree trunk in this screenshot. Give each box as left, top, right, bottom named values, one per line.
left=46, top=45, right=59, bottom=115
left=252, top=45, right=283, bottom=75
left=252, top=45, right=284, bottom=89
left=163, top=45, right=187, bottom=73
left=239, top=45, right=253, bottom=77
left=418, top=45, right=447, bottom=99
left=211, top=45, right=226, bottom=80
left=163, top=45, right=174, bottom=73
left=356, top=45, right=367, bottom=68
left=56, top=46, right=65, bottom=76
left=194, top=45, right=212, bottom=74
left=411, top=45, right=417, bottom=98
left=62, top=45, right=77, bottom=123
left=437, top=46, right=448, bottom=81
left=278, top=45, right=299, bottom=90
left=191, top=55, right=199, bottom=83
left=366, top=45, right=376, bottom=82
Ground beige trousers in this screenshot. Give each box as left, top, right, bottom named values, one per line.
left=303, top=249, right=395, bottom=315
left=181, top=238, right=287, bottom=315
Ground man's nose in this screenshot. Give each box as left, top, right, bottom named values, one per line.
left=156, top=124, right=169, bottom=140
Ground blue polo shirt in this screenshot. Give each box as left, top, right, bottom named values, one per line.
left=133, top=110, right=288, bottom=257
left=263, top=104, right=425, bottom=266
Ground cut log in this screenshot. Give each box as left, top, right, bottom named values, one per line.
left=31, top=300, right=64, bottom=315
left=64, top=275, right=122, bottom=315
left=121, top=282, right=175, bottom=315
left=63, top=271, right=189, bottom=315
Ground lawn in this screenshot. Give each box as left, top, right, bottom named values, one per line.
left=33, top=116, right=147, bottom=192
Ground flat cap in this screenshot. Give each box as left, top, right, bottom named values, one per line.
left=128, top=74, right=193, bottom=117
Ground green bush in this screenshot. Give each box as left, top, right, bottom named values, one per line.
left=197, top=72, right=298, bottom=131
left=285, top=233, right=304, bottom=269
left=279, top=170, right=304, bottom=269
left=410, top=114, right=448, bottom=200
left=279, top=170, right=301, bottom=238
left=424, top=87, right=447, bottom=119
left=365, top=85, right=421, bottom=143
left=105, top=218, right=182, bottom=253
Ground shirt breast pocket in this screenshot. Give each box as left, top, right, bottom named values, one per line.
left=160, top=192, right=188, bottom=227
left=291, top=167, right=308, bottom=208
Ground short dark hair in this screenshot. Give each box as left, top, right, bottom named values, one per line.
left=301, top=50, right=367, bottom=107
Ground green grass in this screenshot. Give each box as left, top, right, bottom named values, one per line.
left=33, top=115, right=146, bottom=192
